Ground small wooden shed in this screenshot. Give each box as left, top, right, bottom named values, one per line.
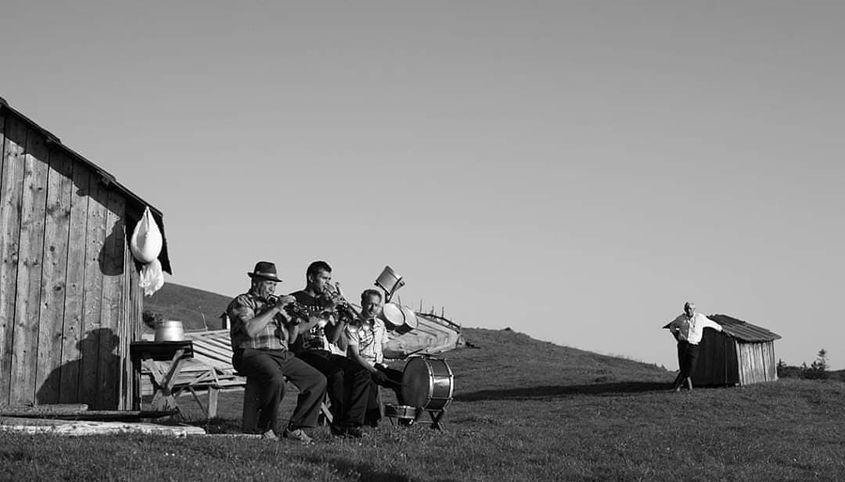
left=664, top=314, right=781, bottom=386
left=0, top=97, right=172, bottom=410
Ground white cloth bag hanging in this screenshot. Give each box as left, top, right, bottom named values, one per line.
left=130, top=207, right=164, bottom=296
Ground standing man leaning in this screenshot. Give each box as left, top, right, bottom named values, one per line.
left=667, top=301, right=724, bottom=392
left=227, top=261, right=327, bottom=444
left=289, top=261, right=371, bottom=438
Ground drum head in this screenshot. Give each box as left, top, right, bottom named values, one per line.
left=401, top=357, right=431, bottom=408
left=379, top=302, right=405, bottom=329
left=400, top=305, right=418, bottom=330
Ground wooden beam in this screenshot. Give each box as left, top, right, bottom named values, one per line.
left=0, top=416, right=206, bottom=436
left=119, top=236, right=132, bottom=410
left=0, top=403, right=89, bottom=416
left=129, top=260, right=143, bottom=410
left=0, top=406, right=177, bottom=421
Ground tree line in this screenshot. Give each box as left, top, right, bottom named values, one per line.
left=777, top=349, right=830, bottom=380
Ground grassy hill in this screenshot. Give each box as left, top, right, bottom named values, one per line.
left=143, top=282, right=233, bottom=331
left=3, top=296, right=844, bottom=479
left=451, top=328, right=669, bottom=396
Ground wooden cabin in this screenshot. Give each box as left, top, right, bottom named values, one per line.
left=664, top=314, right=781, bottom=386
left=0, top=98, right=172, bottom=410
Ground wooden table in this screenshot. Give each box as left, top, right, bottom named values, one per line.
left=130, top=341, right=194, bottom=413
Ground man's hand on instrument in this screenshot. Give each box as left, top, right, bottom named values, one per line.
left=274, top=295, right=296, bottom=308
left=308, top=315, right=329, bottom=329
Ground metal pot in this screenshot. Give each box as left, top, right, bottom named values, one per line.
left=154, top=320, right=185, bottom=342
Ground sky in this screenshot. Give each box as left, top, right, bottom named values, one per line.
left=2, top=1, right=843, bottom=370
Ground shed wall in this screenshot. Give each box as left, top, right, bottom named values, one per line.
left=736, top=341, right=778, bottom=385
left=691, top=331, right=739, bottom=386
left=0, top=112, right=140, bottom=409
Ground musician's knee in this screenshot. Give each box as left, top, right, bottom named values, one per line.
left=266, top=372, right=286, bottom=390
left=312, top=372, right=327, bottom=392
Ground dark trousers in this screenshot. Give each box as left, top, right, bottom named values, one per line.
left=233, top=348, right=327, bottom=434
left=364, top=365, right=404, bottom=425
left=674, top=341, right=700, bottom=388
left=297, top=350, right=371, bottom=427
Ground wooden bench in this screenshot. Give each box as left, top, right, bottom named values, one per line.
left=198, top=375, right=332, bottom=433
left=140, top=330, right=332, bottom=429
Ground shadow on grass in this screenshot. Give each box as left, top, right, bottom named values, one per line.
left=303, top=455, right=408, bottom=481
left=455, top=381, right=670, bottom=402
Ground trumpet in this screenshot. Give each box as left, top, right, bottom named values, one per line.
left=323, top=282, right=360, bottom=320
left=266, top=295, right=308, bottom=323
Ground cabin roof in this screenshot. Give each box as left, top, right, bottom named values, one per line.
left=663, top=314, right=781, bottom=342
left=0, top=97, right=172, bottom=273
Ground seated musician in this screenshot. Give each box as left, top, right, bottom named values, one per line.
left=346, top=288, right=404, bottom=426
left=226, top=261, right=326, bottom=444
left=289, top=260, right=371, bottom=438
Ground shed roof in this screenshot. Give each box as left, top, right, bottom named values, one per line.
left=0, top=97, right=171, bottom=273
left=663, top=314, right=781, bottom=342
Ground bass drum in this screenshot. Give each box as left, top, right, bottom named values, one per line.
left=401, top=356, right=454, bottom=411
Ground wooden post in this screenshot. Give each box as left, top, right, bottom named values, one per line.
left=207, top=387, right=219, bottom=419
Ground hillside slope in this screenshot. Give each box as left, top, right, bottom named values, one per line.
left=144, top=282, right=233, bottom=331
left=449, top=327, right=672, bottom=397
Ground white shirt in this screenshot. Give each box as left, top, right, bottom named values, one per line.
left=668, top=313, right=723, bottom=345
left=346, top=317, right=389, bottom=365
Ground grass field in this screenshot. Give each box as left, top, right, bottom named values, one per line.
left=2, top=328, right=844, bottom=481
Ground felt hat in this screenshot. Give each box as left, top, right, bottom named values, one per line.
left=248, top=261, right=283, bottom=282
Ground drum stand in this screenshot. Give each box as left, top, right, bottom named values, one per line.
left=413, top=407, right=447, bottom=430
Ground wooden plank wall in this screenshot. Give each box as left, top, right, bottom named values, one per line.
left=692, top=331, right=719, bottom=386
left=736, top=341, right=777, bottom=385
left=127, top=249, right=143, bottom=410
left=10, top=126, right=50, bottom=404
left=0, top=113, right=136, bottom=409
left=691, top=331, right=739, bottom=386
left=34, top=149, right=73, bottom=402
left=735, top=342, right=744, bottom=385
left=58, top=158, right=90, bottom=403
left=0, top=114, right=27, bottom=405
left=97, top=190, right=126, bottom=409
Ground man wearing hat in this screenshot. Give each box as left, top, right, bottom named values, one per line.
left=227, top=261, right=327, bottom=443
